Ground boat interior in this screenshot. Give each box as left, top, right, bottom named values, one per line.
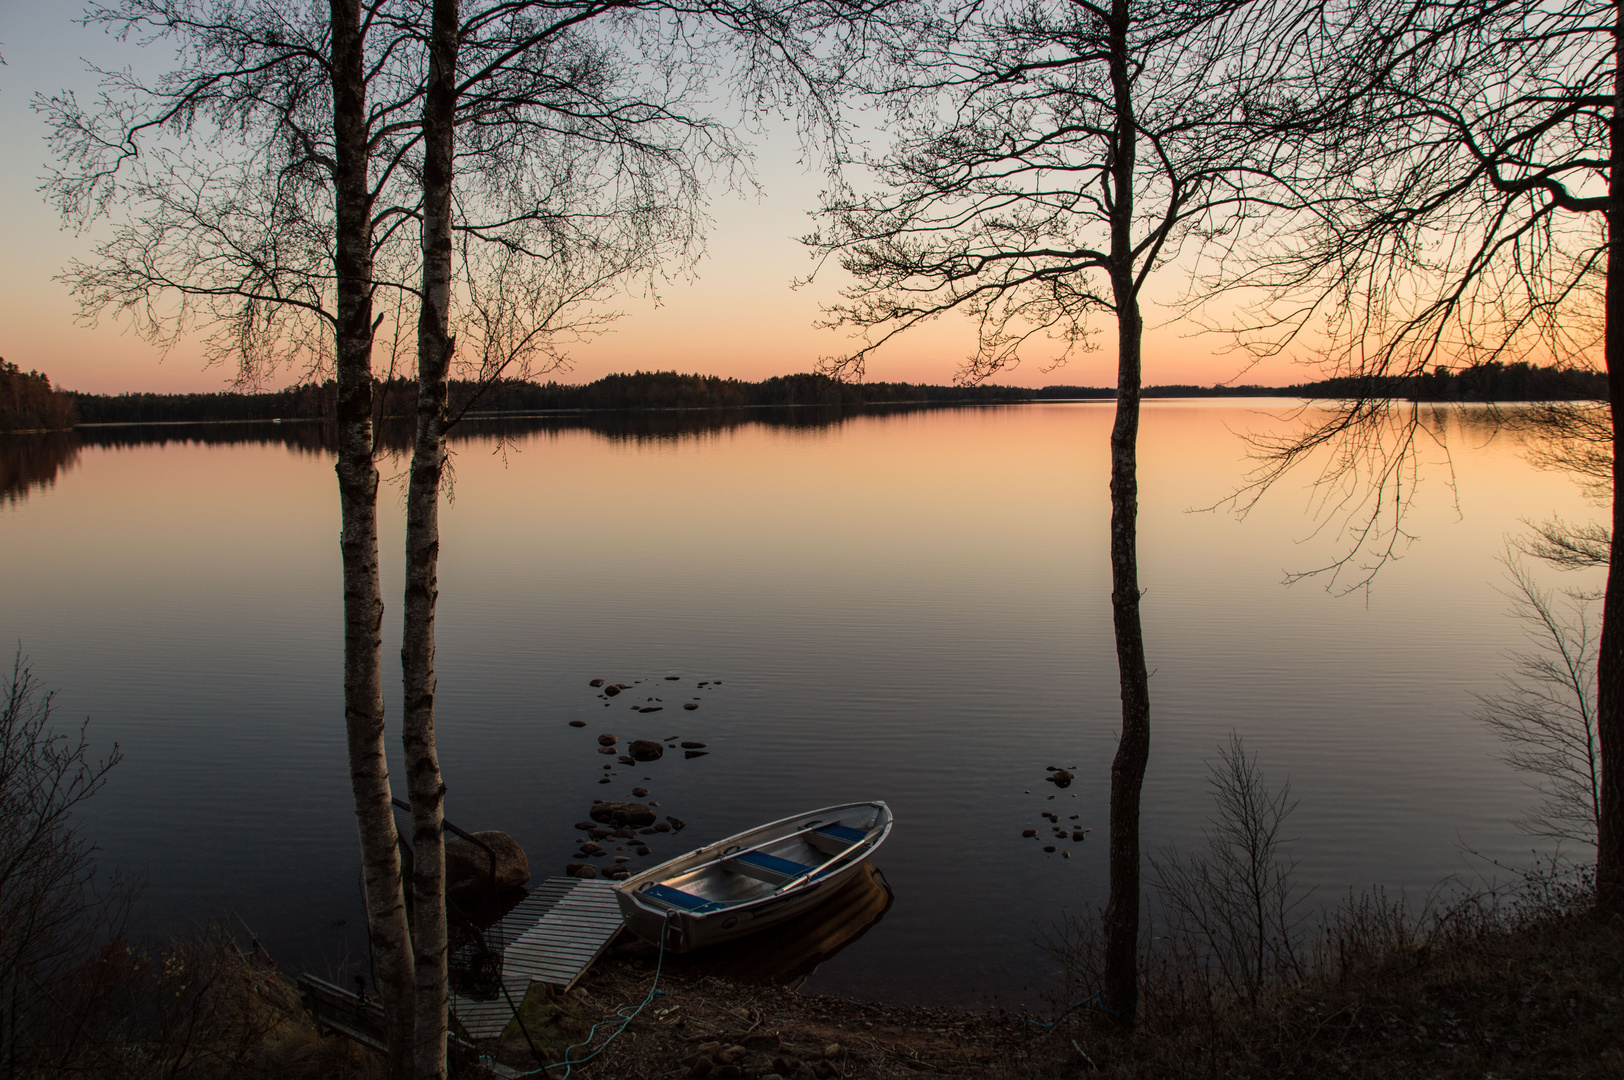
left=631, top=806, right=884, bottom=914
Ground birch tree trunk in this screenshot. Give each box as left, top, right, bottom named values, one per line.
left=1597, top=0, right=1624, bottom=919
left=1100, top=0, right=1151, bottom=1026
left=402, top=0, right=459, bottom=1074
left=331, top=1, right=413, bottom=1073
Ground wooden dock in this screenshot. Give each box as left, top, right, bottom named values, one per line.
left=451, top=876, right=625, bottom=1039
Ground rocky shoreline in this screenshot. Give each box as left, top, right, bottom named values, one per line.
left=481, top=952, right=1027, bottom=1080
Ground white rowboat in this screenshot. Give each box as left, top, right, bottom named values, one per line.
left=613, top=801, right=892, bottom=953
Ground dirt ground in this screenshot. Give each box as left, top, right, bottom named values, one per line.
left=466, top=903, right=1624, bottom=1080
left=476, top=946, right=1037, bottom=1080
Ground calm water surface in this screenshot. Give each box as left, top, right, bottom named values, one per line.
left=0, top=402, right=1600, bottom=1007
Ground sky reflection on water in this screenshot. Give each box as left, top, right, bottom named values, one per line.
left=0, top=402, right=1602, bottom=1006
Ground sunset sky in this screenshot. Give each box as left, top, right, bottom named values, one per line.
left=0, top=6, right=1303, bottom=396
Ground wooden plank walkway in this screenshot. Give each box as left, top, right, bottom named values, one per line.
left=451, top=876, right=625, bottom=1039
left=298, top=974, right=523, bottom=1077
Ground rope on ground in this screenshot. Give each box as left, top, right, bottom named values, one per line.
left=517, top=911, right=675, bottom=1080
left=1022, top=984, right=1136, bottom=1038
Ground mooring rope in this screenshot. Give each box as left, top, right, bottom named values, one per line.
left=1022, top=984, right=1135, bottom=1037
left=510, top=910, right=676, bottom=1079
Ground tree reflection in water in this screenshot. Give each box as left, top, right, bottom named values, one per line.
left=0, top=433, right=81, bottom=505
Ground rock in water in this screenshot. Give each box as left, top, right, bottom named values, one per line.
left=589, top=801, right=657, bottom=827
left=568, top=720, right=587, bottom=727
left=628, top=739, right=665, bottom=761
left=565, top=862, right=598, bottom=879
left=681, top=741, right=707, bottom=749
left=589, top=679, right=605, bottom=687
left=598, top=733, right=618, bottom=746
left=664, top=675, right=681, bottom=681
left=445, top=830, right=530, bottom=896
left=1045, top=769, right=1074, bottom=788
left=604, top=685, right=622, bottom=697
left=684, top=750, right=709, bottom=759
left=683, top=702, right=699, bottom=710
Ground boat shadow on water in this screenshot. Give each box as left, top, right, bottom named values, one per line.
left=443, top=863, right=893, bottom=1001
left=656, top=863, right=895, bottom=988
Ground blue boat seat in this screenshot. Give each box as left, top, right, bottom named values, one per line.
left=806, top=822, right=869, bottom=856
left=639, top=882, right=724, bottom=912
left=724, top=849, right=815, bottom=884
left=814, top=823, right=868, bottom=845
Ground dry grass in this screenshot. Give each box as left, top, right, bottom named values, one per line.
left=17, top=927, right=380, bottom=1080
left=1017, top=881, right=1624, bottom=1080
left=24, top=879, right=1618, bottom=1079
left=444, top=884, right=1622, bottom=1080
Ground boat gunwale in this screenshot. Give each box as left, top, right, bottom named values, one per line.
left=614, top=800, right=892, bottom=922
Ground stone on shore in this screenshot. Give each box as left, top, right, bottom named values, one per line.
left=445, top=830, right=530, bottom=895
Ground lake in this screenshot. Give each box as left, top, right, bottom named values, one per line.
left=0, top=401, right=1601, bottom=1007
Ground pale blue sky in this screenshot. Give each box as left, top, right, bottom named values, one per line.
left=0, top=3, right=1264, bottom=393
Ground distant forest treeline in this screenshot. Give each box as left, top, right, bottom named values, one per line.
left=1295, top=362, right=1609, bottom=402
left=70, top=371, right=1032, bottom=424
left=1040, top=361, right=1610, bottom=401
left=2, top=361, right=1607, bottom=430
left=0, top=360, right=79, bottom=432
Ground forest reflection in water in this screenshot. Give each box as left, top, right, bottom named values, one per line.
left=1, top=432, right=82, bottom=505
left=0, top=402, right=968, bottom=504
left=3, top=394, right=1578, bottom=506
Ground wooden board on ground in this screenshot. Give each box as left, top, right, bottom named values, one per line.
left=451, top=876, right=625, bottom=1039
